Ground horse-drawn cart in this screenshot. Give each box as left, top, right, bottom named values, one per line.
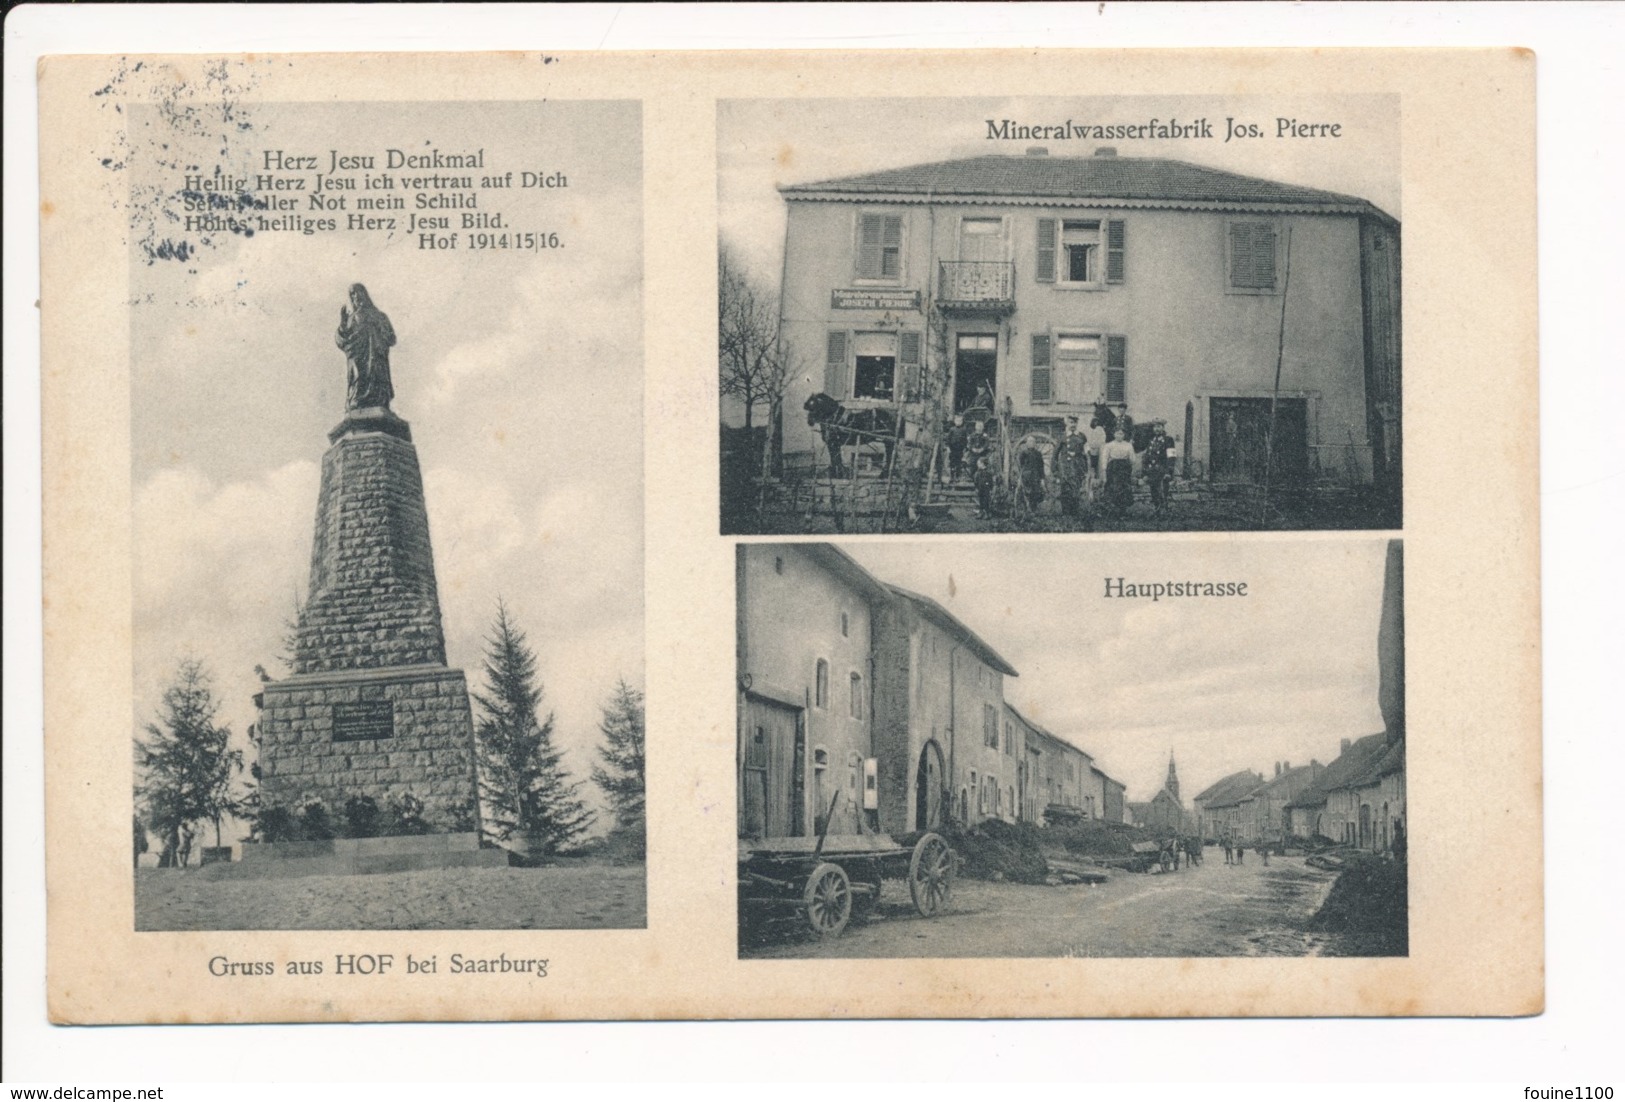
left=738, top=831, right=956, bottom=939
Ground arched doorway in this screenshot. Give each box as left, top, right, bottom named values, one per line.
left=915, top=740, right=945, bottom=831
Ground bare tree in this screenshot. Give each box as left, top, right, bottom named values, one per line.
left=719, top=243, right=794, bottom=469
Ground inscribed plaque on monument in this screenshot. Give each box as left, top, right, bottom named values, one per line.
left=35, top=49, right=1539, bottom=1024
left=332, top=702, right=395, bottom=744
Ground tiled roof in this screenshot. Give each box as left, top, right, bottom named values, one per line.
left=1193, top=769, right=1266, bottom=809
left=783, top=153, right=1390, bottom=217
left=1284, top=733, right=1395, bottom=809
left=888, top=585, right=1019, bottom=677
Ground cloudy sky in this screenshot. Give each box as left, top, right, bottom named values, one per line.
left=129, top=99, right=642, bottom=822
left=719, top=94, right=1399, bottom=286
left=842, top=539, right=1393, bottom=804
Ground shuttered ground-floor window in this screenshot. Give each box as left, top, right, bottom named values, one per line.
left=1031, top=332, right=1127, bottom=404
left=825, top=328, right=923, bottom=400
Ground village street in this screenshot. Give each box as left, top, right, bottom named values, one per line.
left=742, top=849, right=1348, bottom=959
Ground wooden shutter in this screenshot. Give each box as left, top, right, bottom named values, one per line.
left=824, top=330, right=848, bottom=397
left=857, top=214, right=884, bottom=279
left=1229, top=222, right=1277, bottom=289
left=1106, top=335, right=1127, bottom=403
left=1252, top=224, right=1278, bottom=287
left=1106, top=219, right=1127, bottom=283
left=881, top=215, right=903, bottom=279
left=1031, top=333, right=1052, bottom=403
left=899, top=330, right=923, bottom=399
left=1035, top=217, right=1057, bottom=283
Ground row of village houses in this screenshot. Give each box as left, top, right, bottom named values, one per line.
left=1162, top=540, right=1408, bottom=854
left=1183, top=732, right=1406, bottom=853
left=738, top=540, right=1406, bottom=855
left=737, top=542, right=1128, bottom=842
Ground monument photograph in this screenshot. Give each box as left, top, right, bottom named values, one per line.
left=127, top=97, right=645, bottom=930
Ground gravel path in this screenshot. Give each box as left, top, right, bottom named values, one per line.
left=742, top=851, right=1358, bottom=959
left=137, top=864, right=645, bottom=931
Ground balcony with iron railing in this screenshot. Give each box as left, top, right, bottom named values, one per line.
left=937, top=261, right=1016, bottom=315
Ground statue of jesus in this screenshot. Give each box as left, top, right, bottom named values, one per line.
left=335, top=283, right=396, bottom=411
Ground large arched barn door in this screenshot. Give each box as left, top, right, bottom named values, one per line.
left=915, top=740, right=946, bottom=831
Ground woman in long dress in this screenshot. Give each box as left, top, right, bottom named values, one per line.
left=1100, top=427, right=1137, bottom=514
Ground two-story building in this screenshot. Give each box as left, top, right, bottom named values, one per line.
left=736, top=543, right=891, bottom=840
left=776, top=147, right=1401, bottom=491
left=872, top=585, right=1020, bottom=834
left=1193, top=769, right=1266, bottom=842
left=1012, top=710, right=1096, bottom=826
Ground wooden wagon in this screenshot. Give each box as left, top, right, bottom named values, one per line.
left=738, top=830, right=956, bottom=939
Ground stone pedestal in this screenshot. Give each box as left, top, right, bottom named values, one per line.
left=257, top=410, right=480, bottom=829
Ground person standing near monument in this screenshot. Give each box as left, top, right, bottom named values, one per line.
left=336, top=283, right=397, bottom=411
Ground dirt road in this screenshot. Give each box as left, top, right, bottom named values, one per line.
left=137, top=863, right=646, bottom=930
left=742, top=850, right=1355, bottom=959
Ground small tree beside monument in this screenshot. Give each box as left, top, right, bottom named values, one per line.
left=135, top=658, right=245, bottom=867
left=592, top=680, right=647, bottom=859
left=473, top=602, right=596, bottom=858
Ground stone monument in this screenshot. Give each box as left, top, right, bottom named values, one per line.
left=250, top=285, right=497, bottom=872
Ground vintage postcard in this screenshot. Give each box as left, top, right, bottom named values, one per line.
left=39, top=49, right=1539, bottom=1023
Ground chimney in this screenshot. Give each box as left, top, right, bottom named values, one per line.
left=1025, top=146, right=1050, bottom=157
left=1094, top=146, right=1118, bottom=157
left=1340, top=738, right=1352, bottom=754
left=1285, top=761, right=1291, bottom=772
left=1274, top=762, right=1281, bottom=778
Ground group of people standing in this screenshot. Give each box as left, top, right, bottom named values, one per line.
left=939, top=402, right=1177, bottom=522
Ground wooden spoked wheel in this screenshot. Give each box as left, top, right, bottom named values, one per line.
left=908, top=832, right=955, bottom=917
left=803, top=862, right=853, bottom=939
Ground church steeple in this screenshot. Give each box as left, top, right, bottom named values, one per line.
left=1166, top=752, right=1180, bottom=805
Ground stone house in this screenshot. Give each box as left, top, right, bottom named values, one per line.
left=1193, top=769, right=1266, bottom=842
left=1095, top=767, right=1128, bottom=825
left=1130, top=787, right=1186, bottom=835
left=769, top=147, right=1401, bottom=491
left=736, top=543, right=891, bottom=840
left=1013, top=711, right=1096, bottom=826
left=871, top=585, right=1020, bottom=835
left=1242, top=760, right=1324, bottom=845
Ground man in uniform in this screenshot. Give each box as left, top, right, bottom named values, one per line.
left=1055, top=415, right=1091, bottom=519
left=1143, top=419, right=1175, bottom=515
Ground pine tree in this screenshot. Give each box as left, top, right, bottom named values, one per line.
left=473, top=601, right=595, bottom=854
left=591, top=680, right=646, bottom=848
left=135, top=659, right=244, bottom=866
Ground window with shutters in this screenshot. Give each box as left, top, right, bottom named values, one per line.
left=845, top=329, right=922, bottom=401
left=814, top=659, right=829, bottom=709
left=1036, top=217, right=1126, bottom=288
left=983, top=703, right=999, bottom=749
left=1227, top=220, right=1280, bottom=293
left=1055, top=334, right=1101, bottom=406
left=854, top=212, right=904, bottom=282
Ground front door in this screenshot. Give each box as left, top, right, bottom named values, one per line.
left=915, top=741, right=945, bottom=831
left=1208, top=397, right=1308, bottom=484
left=955, top=334, right=998, bottom=414
left=739, top=696, right=804, bottom=839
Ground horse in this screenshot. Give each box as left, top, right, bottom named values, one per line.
left=804, top=392, right=898, bottom=478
